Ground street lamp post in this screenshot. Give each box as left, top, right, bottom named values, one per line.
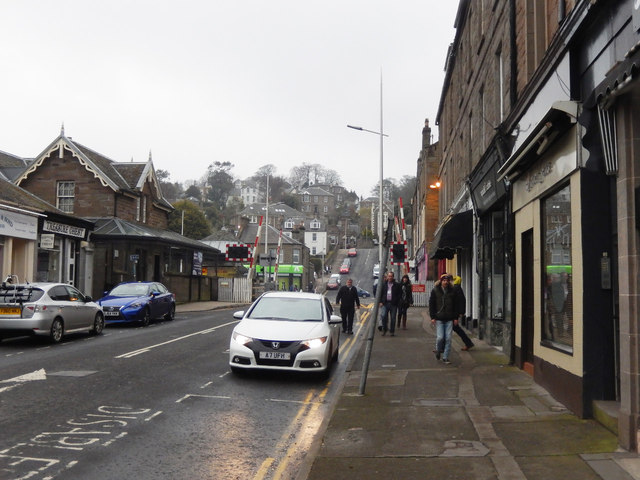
left=347, top=75, right=387, bottom=263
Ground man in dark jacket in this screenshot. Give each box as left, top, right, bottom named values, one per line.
left=378, top=271, right=402, bottom=336
left=429, top=273, right=462, bottom=364
left=336, top=278, right=360, bottom=334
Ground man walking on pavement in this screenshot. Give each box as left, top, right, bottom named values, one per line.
left=429, top=273, right=463, bottom=364
left=379, top=271, right=402, bottom=336
left=336, top=278, right=360, bottom=334
left=452, top=275, right=474, bottom=351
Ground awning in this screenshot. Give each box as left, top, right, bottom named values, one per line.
left=594, top=41, right=640, bottom=109
left=429, top=210, right=473, bottom=260
left=497, top=101, right=577, bottom=182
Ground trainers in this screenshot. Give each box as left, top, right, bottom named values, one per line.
left=442, top=358, right=451, bottom=364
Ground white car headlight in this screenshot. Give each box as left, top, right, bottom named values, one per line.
left=302, top=336, right=327, bottom=349
left=232, top=331, right=253, bottom=345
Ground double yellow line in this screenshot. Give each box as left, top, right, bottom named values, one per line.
left=253, top=304, right=373, bottom=479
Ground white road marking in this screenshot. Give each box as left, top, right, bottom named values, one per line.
left=115, top=321, right=238, bottom=359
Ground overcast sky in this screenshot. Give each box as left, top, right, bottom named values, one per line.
left=1, top=1, right=458, bottom=199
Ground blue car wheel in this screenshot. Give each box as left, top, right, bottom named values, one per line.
left=140, top=308, right=151, bottom=327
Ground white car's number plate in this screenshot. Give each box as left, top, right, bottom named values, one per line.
left=259, top=351, right=290, bottom=360
left=105, top=311, right=120, bottom=316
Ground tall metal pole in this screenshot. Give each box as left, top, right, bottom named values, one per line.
left=378, top=72, right=384, bottom=264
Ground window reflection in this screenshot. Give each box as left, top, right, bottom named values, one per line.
left=542, top=184, right=573, bottom=351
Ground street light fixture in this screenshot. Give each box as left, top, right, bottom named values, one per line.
left=347, top=76, right=388, bottom=263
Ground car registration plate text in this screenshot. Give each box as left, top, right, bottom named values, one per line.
left=259, top=351, right=290, bottom=360
left=105, top=311, right=120, bottom=317
left=0, top=307, right=21, bottom=315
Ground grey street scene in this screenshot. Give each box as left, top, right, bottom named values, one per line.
left=2, top=1, right=640, bottom=479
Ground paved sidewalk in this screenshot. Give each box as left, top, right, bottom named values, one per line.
left=301, top=306, right=639, bottom=480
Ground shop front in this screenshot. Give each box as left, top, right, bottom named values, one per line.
left=500, top=100, right=616, bottom=418
left=36, top=216, right=93, bottom=292
left=0, top=205, right=40, bottom=283
left=469, top=147, right=511, bottom=354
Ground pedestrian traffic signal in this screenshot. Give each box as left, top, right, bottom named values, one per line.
left=390, top=242, right=407, bottom=265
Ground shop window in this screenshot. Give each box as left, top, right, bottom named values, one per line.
left=56, top=181, right=75, bottom=213
left=541, top=184, right=573, bottom=352
left=491, top=211, right=505, bottom=319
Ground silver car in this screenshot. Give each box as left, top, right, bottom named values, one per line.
left=0, top=282, right=104, bottom=343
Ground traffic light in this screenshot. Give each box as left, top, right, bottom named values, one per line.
left=226, top=244, right=251, bottom=262
left=390, top=242, right=407, bottom=265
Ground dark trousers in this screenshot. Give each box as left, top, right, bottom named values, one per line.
left=453, top=322, right=474, bottom=348
left=341, top=308, right=355, bottom=332
left=380, top=303, right=397, bottom=334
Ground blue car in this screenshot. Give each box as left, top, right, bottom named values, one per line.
left=356, top=286, right=371, bottom=298
left=98, top=282, right=176, bottom=326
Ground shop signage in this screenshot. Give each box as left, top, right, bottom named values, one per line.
left=0, top=209, right=38, bottom=240
left=470, top=149, right=506, bottom=215
left=40, top=234, right=55, bottom=249
left=43, top=220, right=86, bottom=238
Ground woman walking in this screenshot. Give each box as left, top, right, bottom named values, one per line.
left=397, top=274, right=414, bottom=330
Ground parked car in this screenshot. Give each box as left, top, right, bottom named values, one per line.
left=356, top=286, right=371, bottom=298
left=373, top=264, right=380, bottom=278
left=326, top=274, right=341, bottom=290
left=0, top=282, right=104, bottom=343
left=229, top=291, right=342, bottom=375
left=348, top=248, right=357, bottom=257
left=98, top=281, right=176, bottom=326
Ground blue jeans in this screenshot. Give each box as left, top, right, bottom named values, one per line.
left=380, top=303, right=397, bottom=333
left=435, top=320, right=454, bottom=360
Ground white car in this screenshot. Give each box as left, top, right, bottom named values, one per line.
left=229, top=292, right=342, bottom=376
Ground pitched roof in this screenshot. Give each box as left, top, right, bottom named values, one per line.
left=240, top=202, right=304, bottom=218
left=0, top=150, right=31, bottom=181
left=87, top=217, right=220, bottom=252
left=16, top=133, right=172, bottom=210
left=299, top=186, right=334, bottom=196
left=0, top=176, right=62, bottom=213
left=237, top=223, right=303, bottom=246
left=0, top=177, right=94, bottom=231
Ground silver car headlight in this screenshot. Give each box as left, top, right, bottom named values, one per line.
left=301, top=336, right=327, bottom=349
left=232, top=331, right=253, bottom=346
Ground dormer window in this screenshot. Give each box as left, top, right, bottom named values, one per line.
left=303, top=194, right=310, bottom=202
left=284, top=220, right=294, bottom=229
left=310, top=221, right=320, bottom=229
left=250, top=215, right=258, bottom=224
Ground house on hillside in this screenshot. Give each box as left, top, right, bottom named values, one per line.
left=13, top=129, right=220, bottom=300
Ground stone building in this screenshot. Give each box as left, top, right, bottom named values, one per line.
left=14, top=129, right=220, bottom=301
left=433, top=0, right=640, bottom=451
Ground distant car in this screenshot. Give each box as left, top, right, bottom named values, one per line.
left=326, top=274, right=341, bottom=290
left=373, top=264, right=380, bottom=278
left=0, top=282, right=104, bottom=343
left=98, top=281, right=176, bottom=326
left=348, top=248, right=357, bottom=257
left=340, top=263, right=350, bottom=274
left=229, top=291, right=342, bottom=375
left=356, top=286, right=371, bottom=298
